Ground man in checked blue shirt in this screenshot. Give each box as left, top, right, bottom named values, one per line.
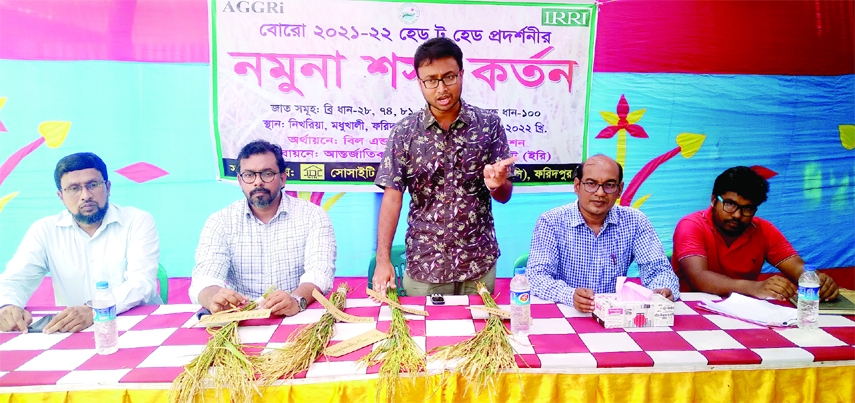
left=527, top=155, right=679, bottom=313
left=190, top=140, right=336, bottom=316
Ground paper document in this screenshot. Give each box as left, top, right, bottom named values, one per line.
left=698, top=293, right=797, bottom=327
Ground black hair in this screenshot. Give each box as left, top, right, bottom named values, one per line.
left=413, top=37, right=464, bottom=75
left=236, top=140, right=287, bottom=173
left=712, top=166, right=769, bottom=206
left=574, top=154, right=624, bottom=183
left=54, top=152, right=108, bottom=190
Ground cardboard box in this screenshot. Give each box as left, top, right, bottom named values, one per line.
left=593, top=293, right=675, bottom=328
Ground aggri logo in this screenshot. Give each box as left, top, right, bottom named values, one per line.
left=398, top=3, right=420, bottom=24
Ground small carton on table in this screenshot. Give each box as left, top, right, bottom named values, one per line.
left=593, top=277, right=675, bottom=328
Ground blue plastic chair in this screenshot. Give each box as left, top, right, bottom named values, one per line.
left=513, top=253, right=529, bottom=271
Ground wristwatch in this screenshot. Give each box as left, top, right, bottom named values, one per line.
left=84, top=300, right=94, bottom=316
left=293, top=296, right=307, bottom=312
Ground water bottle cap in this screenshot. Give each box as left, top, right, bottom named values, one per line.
left=803, top=264, right=817, bottom=272
left=96, top=281, right=109, bottom=289
left=514, top=267, right=526, bottom=276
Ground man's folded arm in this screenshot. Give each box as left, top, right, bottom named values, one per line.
left=680, top=256, right=769, bottom=297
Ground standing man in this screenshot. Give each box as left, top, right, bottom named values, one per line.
left=527, top=155, right=679, bottom=312
left=190, top=140, right=336, bottom=316
left=0, top=152, right=161, bottom=333
left=372, top=37, right=516, bottom=296
left=673, top=166, right=838, bottom=300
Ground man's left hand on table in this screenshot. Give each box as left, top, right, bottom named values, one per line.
left=818, top=272, right=839, bottom=301
left=44, top=305, right=93, bottom=334
left=653, top=288, right=674, bottom=301
left=261, top=290, right=301, bottom=316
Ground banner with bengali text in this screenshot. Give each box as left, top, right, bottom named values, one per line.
left=211, top=0, right=596, bottom=190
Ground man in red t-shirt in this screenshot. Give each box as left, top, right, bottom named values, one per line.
left=672, top=166, right=838, bottom=301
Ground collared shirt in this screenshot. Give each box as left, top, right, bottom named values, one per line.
left=0, top=204, right=161, bottom=313
left=527, top=201, right=680, bottom=306
left=374, top=100, right=512, bottom=283
left=189, top=193, right=336, bottom=303
left=672, top=207, right=798, bottom=291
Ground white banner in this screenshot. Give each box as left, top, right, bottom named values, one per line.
left=211, top=0, right=596, bottom=190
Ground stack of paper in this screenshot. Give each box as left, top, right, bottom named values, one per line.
left=698, top=293, right=798, bottom=327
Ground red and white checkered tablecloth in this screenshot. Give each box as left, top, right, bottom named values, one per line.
left=1, top=281, right=854, bottom=388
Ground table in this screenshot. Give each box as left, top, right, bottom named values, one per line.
left=1, top=278, right=853, bottom=402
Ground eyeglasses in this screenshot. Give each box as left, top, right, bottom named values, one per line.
left=239, top=170, right=279, bottom=184
left=62, top=180, right=106, bottom=195
left=580, top=181, right=620, bottom=194
left=420, top=73, right=460, bottom=89
left=716, top=196, right=757, bottom=216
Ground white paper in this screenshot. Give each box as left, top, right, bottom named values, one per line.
left=699, top=293, right=797, bottom=327
left=615, top=277, right=654, bottom=300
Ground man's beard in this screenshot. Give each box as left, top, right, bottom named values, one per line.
left=718, top=219, right=747, bottom=236
left=73, top=201, right=109, bottom=225
left=249, top=188, right=276, bottom=208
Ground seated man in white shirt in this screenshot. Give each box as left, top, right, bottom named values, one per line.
left=189, top=140, right=336, bottom=316
left=0, top=152, right=161, bottom=333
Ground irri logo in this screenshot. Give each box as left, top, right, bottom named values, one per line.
left=542, top=8, right=591, bottom=27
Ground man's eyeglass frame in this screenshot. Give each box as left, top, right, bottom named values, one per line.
left=239, top=171, right=280, bottom=184
left=580, top=181, right=620, bottom=194
left=62, top=180, right=106, bottom=195
left=716, top=195, right=757, bottom=216
left=420, top=72, right=461, bottom=89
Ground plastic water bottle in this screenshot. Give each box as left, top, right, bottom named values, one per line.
left=93, top=281, right=119, bottom=355
left=510, top=267, right=532, bottom=336
left=797, top=265, right=820, bottom=330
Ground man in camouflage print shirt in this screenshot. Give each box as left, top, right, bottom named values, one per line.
left=372, top=37, right=516, bottom=297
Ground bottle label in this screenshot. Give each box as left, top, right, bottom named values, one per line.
left=798, top=285, right=819, bottom=302
left=511, top=290, right=530, bottom=306
left=94, top=305, right=116, bottom=322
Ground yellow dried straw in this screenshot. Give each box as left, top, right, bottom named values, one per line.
left=358, top=288, right=425, bottom=402
left=428, top=281, right=519, bottom=397
left=170, top=287, right=274, bottom=403
left=253, top=283, right=350, bottom=383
